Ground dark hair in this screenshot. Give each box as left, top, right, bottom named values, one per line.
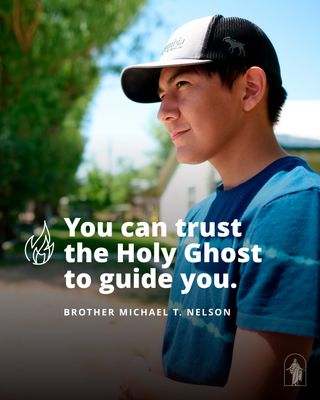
left=199, top=61, right=287, bottom=125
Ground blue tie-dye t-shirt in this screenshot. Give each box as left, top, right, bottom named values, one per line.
left=162, top=156, right=320, bottom=395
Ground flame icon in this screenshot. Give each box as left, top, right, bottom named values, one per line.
left=24, top=221, right=55, bottom=266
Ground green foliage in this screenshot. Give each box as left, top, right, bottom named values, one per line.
left=79, top=166, right=112, bottom=210
left=79, top=160, right=137, bottom=211
left=135, top=121, right=173, bottom=183
left=147, top=121, right=172, bottom=169
left=110, top=159, right=137, bottom=205
left=0, top=0, right=146, bottom=239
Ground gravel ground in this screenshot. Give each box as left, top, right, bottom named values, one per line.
left=0, top=264, right=167, bottom=399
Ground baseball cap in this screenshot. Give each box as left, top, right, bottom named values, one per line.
left=121, top=14, right=283, bottom=103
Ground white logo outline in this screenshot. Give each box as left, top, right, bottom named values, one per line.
left=24, top=221, right=55, bottom=266
left=284, top=353, right=307, bottom=387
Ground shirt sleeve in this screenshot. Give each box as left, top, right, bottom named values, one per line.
left=236, top=188, right=320, bottom=338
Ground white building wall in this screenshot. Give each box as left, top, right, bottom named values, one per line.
left=159, top=162, right=220, bottom=232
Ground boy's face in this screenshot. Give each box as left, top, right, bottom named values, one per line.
left=157, top=65, right=244, bottom=165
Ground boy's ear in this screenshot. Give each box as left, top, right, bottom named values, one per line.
left=242, top=67, right=267, bottom=112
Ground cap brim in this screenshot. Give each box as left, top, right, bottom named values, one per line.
left=121, top=59, right=212, bottom=103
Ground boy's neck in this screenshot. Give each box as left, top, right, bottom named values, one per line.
left=209, top=126, right=288, bottom=190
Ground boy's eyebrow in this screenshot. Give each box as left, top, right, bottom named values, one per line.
left=157, top=68, right=195, bottom=97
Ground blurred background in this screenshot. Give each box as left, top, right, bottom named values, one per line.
left=0, top=0, right=319, bottom=398
left=1, top=0, right=320, bottom=254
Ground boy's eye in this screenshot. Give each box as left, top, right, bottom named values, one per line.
left=176, top=80, right=188, bottom=89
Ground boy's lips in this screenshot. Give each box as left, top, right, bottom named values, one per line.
left=170, top=129, right=190, bottom=141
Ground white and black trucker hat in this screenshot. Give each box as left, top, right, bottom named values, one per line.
left=121, top=15, right=283, bottom=103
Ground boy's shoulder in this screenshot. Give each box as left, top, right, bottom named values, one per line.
left=243, top=160, right=320, bottom=219
left=185, top=158, right=320, bottom=224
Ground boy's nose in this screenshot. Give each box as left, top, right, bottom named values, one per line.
left=157, top=96, right=180, bottom=123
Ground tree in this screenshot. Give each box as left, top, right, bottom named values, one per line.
left=136, top=121, right=173, bottom=184
left=147, top=122, right=173, bottom=169
left=0, top=0, right=146, bottom=252
left=110, top=159, right=137, bottom=206
left=79, top=166, right=112, bottom=211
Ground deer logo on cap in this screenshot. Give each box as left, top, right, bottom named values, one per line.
left=223, top=37, right=246, bottom=56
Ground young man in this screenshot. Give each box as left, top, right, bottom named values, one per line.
left=120, top=15, right=320, bottom=399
